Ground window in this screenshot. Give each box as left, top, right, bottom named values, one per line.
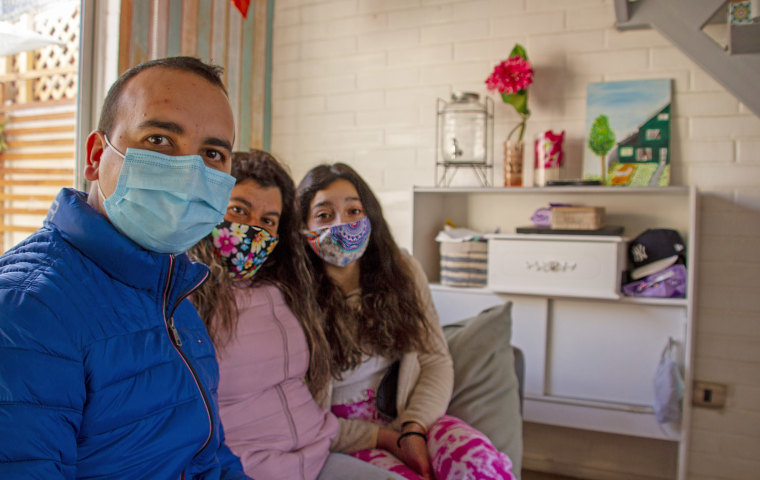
left=646, top=128, right=661, bottom=140
left=636, top=147, right=653, bottom=161
left=0, top=1, right=80, bottom=252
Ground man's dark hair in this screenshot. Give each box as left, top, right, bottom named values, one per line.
left=97, top=56, right=227, bottom=136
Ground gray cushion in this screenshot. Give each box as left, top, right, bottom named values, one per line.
left=443, top=301, right=523, bottom=474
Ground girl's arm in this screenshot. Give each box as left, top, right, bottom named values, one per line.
left=330, top=417, right=380, bottom=453
left=394, top=253, right=455, bottom=432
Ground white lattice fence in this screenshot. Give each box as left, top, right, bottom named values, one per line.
left=32, top=5, right=79, bottom=101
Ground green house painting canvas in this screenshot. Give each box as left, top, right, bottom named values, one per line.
left=583, top=79, right=672, bottom=186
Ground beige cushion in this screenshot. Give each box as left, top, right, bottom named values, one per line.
left=443, top=301, right=523, bottom=474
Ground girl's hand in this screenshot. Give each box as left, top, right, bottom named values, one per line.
left=397, top=431, right=433, bottom=480
left=377, top=426, right=434, bottom=479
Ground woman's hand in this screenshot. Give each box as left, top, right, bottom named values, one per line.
left=377, top=424, right=434, bottom=479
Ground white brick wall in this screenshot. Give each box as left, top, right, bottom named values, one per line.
left=271, top=1, right=760, bottom=478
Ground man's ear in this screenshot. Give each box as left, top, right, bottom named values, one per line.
left=84, top=131, right=105, bottom=182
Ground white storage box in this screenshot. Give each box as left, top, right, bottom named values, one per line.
left=486, top=234, right=626, bottom=298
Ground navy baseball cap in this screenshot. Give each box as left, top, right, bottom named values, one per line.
left=629, top=229, right=686, bottom=280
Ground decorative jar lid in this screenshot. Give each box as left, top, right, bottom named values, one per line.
left=451, top=91, right=480, bottom=102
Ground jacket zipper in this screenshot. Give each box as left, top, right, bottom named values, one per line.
left=162, top=254, right=215, bottom=473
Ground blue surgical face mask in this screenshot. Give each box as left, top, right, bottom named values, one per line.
left=99, top=135, right=235, bottom=254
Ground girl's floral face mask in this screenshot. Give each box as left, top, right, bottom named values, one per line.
left=303, top=216, right=371, bottom=267
left=212, top=220, right=279, bottom=280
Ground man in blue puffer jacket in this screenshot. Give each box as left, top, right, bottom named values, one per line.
left=0, top=57, right=251, bottom=479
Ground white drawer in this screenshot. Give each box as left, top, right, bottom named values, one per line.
left=487, top=234, right=626, bottom=298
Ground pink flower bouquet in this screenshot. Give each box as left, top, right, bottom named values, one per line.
left=485, top=44, right=534, bottom=142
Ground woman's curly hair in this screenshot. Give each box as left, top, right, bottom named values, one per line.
left=296, top=162, right=430, bottom=376
left=190, top=150, right=331, bottom=395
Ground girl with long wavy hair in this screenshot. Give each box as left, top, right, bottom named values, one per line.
left=190, top=151, right=404, bottom=480
left=297, top=163, right=514, bottom=480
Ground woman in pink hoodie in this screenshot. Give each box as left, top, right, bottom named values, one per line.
left=190, top=150, right=403, bottom=480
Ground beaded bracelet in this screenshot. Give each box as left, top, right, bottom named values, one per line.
left=396, top=431, right=426, bottom=448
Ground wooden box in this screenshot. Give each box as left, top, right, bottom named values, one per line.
left=551, top=206, right=605, bottom=230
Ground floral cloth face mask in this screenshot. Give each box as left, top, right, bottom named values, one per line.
left=304, top=216, right=371, bottom=267
left=212, top=220, right=279, bottom=280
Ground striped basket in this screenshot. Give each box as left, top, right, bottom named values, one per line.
left=439, top=241, right=488, bottom=288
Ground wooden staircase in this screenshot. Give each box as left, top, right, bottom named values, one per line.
left=614, top=0, right=760, bottom=118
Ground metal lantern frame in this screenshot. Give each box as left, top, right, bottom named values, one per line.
left=435, top=94, right=494, bottom=187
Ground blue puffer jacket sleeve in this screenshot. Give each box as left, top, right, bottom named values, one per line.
left=0, top=189, right=253, bottom=479
left=0, top=289, right=83, bottom=479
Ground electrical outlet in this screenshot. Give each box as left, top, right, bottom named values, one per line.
left=692, top=381, right=728, bottom=408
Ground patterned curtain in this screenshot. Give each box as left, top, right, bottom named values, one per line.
left=117, top=0, right=272, bottom=150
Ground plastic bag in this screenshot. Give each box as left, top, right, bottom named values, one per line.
left=623, top=264, right=686, bottom=298
left=653, top=338, right=684, bottom=424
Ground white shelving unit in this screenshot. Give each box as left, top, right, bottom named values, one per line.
left=412, top=185, right=697, bottom=480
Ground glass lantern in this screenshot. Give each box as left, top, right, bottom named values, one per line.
left=435, top=91, right=494, bottom=187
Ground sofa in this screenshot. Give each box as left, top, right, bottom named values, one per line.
left=441, top=300, right=524, bottom=477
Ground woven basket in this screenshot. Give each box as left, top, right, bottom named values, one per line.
left=439, top=241, right=488, bottom=288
